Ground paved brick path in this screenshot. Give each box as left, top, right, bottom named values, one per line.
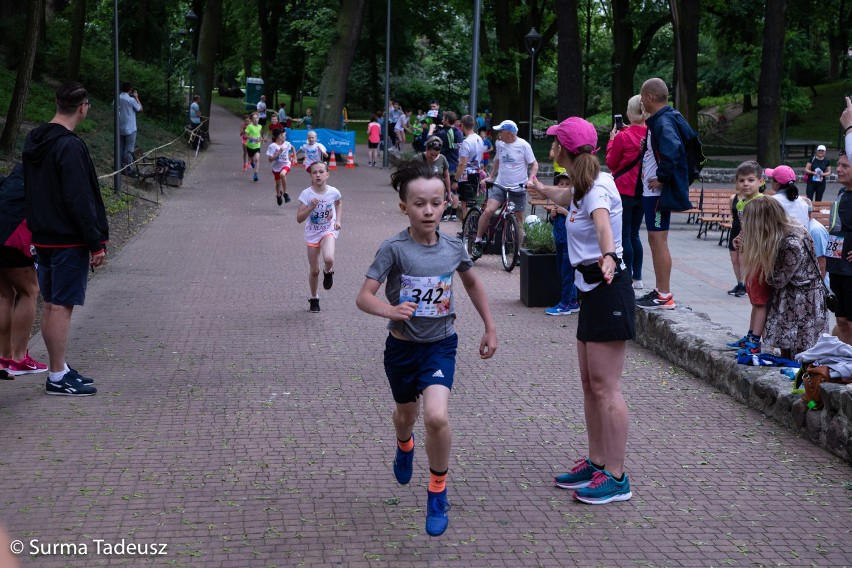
left=0, top=105, right=848, bottom=567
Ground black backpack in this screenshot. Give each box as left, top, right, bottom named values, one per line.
left=671, top=111, right=706, bottom=183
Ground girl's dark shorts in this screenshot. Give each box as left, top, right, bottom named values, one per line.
left=576, top=269, right=636, bottom=342
left=246, top=147, right=261, bottom=157
left=384, top=333, right=457, bottom=404
left=727, top=225, right=740, bottom=252
left=0, top=246, right=34, bottom=268
left=368, top=141, right=379, bottom=149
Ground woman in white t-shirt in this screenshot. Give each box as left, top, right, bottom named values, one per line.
left=266, top=130, right=295, bottom=206
left=528, top=117, right=635, bottom=505
left=296, top=161, right=343, bottom=313
left=765, top=165, right=810, bottom=227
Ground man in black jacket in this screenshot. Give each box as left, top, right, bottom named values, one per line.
left=22, top=82, right=109, bottom=396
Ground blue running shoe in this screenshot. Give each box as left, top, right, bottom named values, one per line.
left=425, top=489, right=451, bottom=536
left=66, top=367, right=94, bottom=386
left=393, top=437, right=414, bottom=485
left=545, top=301, right=580, bottom=316
left=735, top=340, right=761, bottom=357
left=725, top=335, right=751, bottom=350
left=573, top=470, right=632, bottom=504
left=554, top=457, right=600, bottom=490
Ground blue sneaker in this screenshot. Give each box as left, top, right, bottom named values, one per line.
left=66, top=367, right=94, bottom=385
left=425, top=489, right=451, bottom=536
left=393, top=437, right=414, bottom=485
left=545, top=301, right=580, bottom=316
left=554, top=457, right=600, bottom=489
left=735, top=340, right=761, bottom=357
left=725, top=335, right=752, bottom=350
left=573, top=470, right=632, bottom=504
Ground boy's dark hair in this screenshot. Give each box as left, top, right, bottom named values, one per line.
left=736, top=160, right=762, bottom=178
left=460, top=114, right=475, bottom=130
left=55, top=82, right=88, bottom=114
left=391, top=159, right=440, bottom=201
left=121, top=81, right=132, bottom=92
left=370, top=114, right=378, bottom=122
left=443, top=111, right=458, bottom=125
left=477, top=126, right=487, bottom=134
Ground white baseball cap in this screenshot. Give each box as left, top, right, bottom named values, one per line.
left=817, top=144, right=827, bottom=152
left=493, top=120, right=518, bottom=133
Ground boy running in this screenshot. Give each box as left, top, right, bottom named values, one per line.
left=244, top=113, right=263, bottom=182
left=296, top=161, right=342, bottom=313
left=355, top=159, right=497, bottom=537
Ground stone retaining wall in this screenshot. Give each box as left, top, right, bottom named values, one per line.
left=635, top=307, right=852, bottom=463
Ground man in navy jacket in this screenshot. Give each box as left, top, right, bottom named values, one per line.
left=636, top=78, right=686, bottom=311
left=22, top=82, right=108, bottom=396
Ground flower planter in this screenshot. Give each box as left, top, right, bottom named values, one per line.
left=519, top=248, right=561, bottom=307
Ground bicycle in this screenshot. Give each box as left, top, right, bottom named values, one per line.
left=461, top=181, right=523, bottom=272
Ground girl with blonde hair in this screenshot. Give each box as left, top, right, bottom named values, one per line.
left=740, top=197, right=827, bottom=359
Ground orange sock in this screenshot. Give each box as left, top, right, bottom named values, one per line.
left=428, top=469, right=447, bottom=493
left=397, top=437, right=414, bottom=452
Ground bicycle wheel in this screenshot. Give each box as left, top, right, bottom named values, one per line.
left=462, top=207, right=482, bottom=259
left=501, top=214, right=520, bottom=272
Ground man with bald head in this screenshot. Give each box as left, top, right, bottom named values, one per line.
left=635, top=78, right=688, bottom=310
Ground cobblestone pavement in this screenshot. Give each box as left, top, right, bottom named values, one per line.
left=0, top=105, right=848, bottom=567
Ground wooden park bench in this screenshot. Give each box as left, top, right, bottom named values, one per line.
left=811, top=201, right=832, bottom=229
left=695, top=189, right=736, bottom=239
left=529, top=197, right=553, bottom=216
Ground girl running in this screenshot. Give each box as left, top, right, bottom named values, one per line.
left=296, top=161, right=342, bottom=313
left=266, top=130, right=295, bottom=206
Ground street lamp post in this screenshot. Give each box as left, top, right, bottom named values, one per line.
left=524, top=27, right=542, bottom=142
left=185, top=9, right=198, bottom=115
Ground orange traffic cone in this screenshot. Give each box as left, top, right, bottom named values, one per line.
left=345, top=150, right=356, bottom=168
left=328, top=151, right=338, bottom=170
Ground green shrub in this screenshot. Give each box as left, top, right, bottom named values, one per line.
left=522, top=220, right=555, bottom=254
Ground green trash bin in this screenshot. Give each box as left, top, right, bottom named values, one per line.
left=245, top=78, right=264, bottom=111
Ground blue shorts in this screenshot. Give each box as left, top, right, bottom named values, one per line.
left=384, top=333, right=457, bottom=404
left=35, top=247, right=90, bottom=306
left=643, top=195, right=671, bottom=232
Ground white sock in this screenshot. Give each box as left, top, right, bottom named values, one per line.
left=64, top=363, right=70, bottom=372
left=49, top=370, right=66, bottom=383
left=474, top=238, right=483, bottom=243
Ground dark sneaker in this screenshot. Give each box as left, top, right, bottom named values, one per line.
left=636, top=290, right=676, bottom=310
left=393, top=437, right=414, bottom=485
left=636, top=289, right=657, bottom=301
left=425, top=489, right=451, bottom=536
left=0, top=370, right=12, bottom=381
left=283, top=193, right=291, bottom=203
left=734, top=283, right=747, bottom=297
left=309, top=298, right=320, bottom=313
left=555, top=457, right=600, bottom=489
left=45, top=373, right=96, bottom=396
left=727, top=283, right=740, bottom=295
left=277, top=194, right=283, bottom=206
left=66, top=367, right=95, bottom=386
left=573, top=470, right=632, bottom=504
left=253, top=173, right=259, bottom=182
left=470, top=241, right=484, bottom=261
left=323, top=271, right=334, bottom=290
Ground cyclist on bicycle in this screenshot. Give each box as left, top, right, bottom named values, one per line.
left=471, top=120, right=538, bottom=260
left=455, top=114, right=485, bottom=222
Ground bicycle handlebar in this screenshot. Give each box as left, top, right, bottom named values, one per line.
left=485, top=180, right=527, bottom=192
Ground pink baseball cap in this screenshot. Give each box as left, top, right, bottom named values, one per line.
left=764, top=165, right=796, bottom=185
left=546, top=117, right=599, bottom=154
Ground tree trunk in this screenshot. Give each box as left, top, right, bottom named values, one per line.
left=315, top=0, right=368, bottom=129
left=67, top=0, right=86, bottom=81
left=756, top=0, right=786, bottom=166
left=131, top=0, right=149, bottom=60
left=257, top=0, right=283, bottom=101
left=610, top=0, right=635, bottom=118
left=555, top=0, right=583, bottom=120
left=0, top=0, right=44, bottom=156
left=195, top=0, right=223, bottom=135
left=670, top=0, right=699, bottom=126
left=486, top=0, right=520, bottom=123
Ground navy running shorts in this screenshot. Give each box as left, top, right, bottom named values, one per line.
left=384, top=333, right=457, bottom=404
left=35, top=246, right=90, bottom=306
left=642, top=195, right=671, bottom=232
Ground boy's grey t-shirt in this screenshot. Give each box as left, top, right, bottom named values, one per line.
left=366, top=229, right=474, bottom=343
